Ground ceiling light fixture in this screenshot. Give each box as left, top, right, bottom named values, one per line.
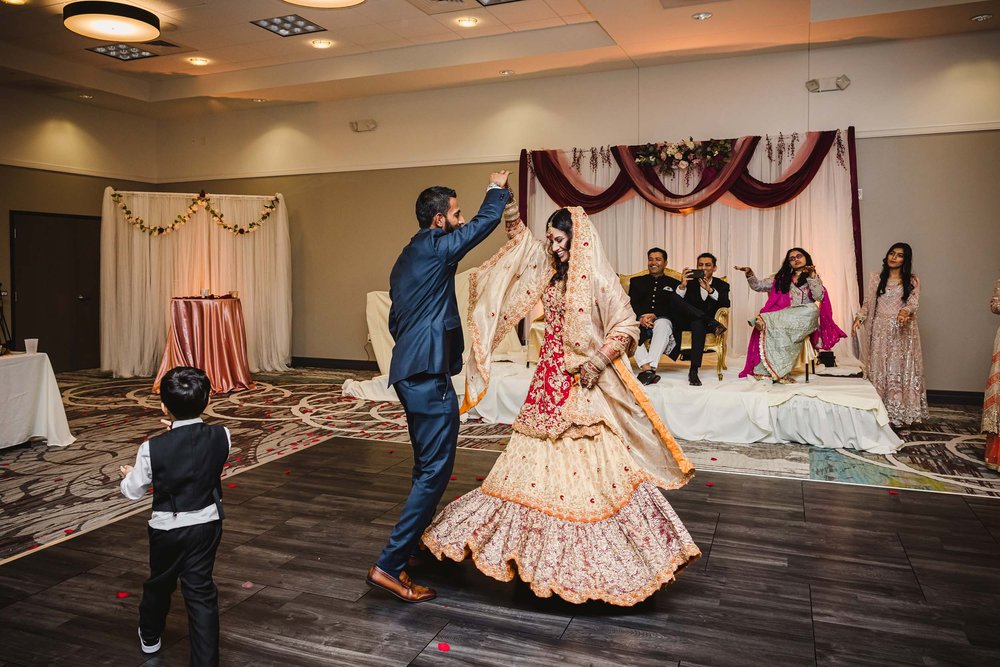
left=252, top=98, right=268, bottom=103
left=188, top=57, right=209, bottom=66
left=456, top=17, right=479, bottom=27
left=310, top=39, right=333, bottom=48
left=970, top=13, right=993, bottom=22
left=79, top=93, right=95, bottom=99
left=63, top=1, right=160, bottom=42
left=499, top=69, right=515, bottom=77
left=281, top=0, right=365, bottom=7
left=89, top=42, right=156, bottom=61
left=2, top=0, right=29, bottom=5
left=691, top=12, right=712, bottom=21
left=252, top=14, right=325, bottom=37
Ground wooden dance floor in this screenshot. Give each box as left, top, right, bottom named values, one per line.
left=1, top=437, right=998, bottom=665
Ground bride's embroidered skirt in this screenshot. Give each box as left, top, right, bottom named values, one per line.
left=421, top=425, right=700, bottom=606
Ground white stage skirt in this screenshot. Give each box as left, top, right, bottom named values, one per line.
left=343, top=356, right=902, bottom=454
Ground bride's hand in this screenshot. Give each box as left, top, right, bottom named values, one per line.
left=734, top=266, right=754, bottom=276
left=579, top=361, right=602, bottom=389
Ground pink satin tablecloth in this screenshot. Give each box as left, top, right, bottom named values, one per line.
left=153, top=298, right=255, bottom=394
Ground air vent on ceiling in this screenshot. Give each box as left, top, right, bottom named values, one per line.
left=88, top=44, right=157, bottom=61
left=407, top=0, right=523, bottom=13
left=659, top=0, right=726, bottom=8
left=252, top=14, right=326, bottom=37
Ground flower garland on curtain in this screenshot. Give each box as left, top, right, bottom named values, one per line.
left=110, top=190, right=280, bottom=237
left=633, top=137, right=734, bottom=184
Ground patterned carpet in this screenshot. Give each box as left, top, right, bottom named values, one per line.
left=1, top=368, right=997, bottom=564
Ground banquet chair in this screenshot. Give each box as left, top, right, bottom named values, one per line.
left=798, top=336, right=818, bottom=382
left=618, top=269, right=730, bottom=380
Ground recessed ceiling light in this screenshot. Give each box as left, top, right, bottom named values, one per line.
left=252, top=14, right=325, bottom=37
left=79, top=93, right=94, bottom=99
left=63, top=1, right=161, bottom=42
left=970, top=13, right=993, bottom=22
left=499, top=69, right=515, bottom=77
left=692, top=11, right=712, bottom=21
left=252, top=98, right=268, bottom=103
left=2, top=0, right=29, bottom=5
left=310, top=39, right=333, bottom=49
left=188, top=57, right=209, bottom=66
left=89, top=42, right=156, bottom=61
left=456, top=17, right=479, bottom=28
left=281, top=0, right=365, bottom=7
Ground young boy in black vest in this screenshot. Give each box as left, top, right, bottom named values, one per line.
left=119, top=366, right=230, bottom=666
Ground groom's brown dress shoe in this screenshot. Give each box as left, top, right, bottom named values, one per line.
left=366, top=565, right=437, bottom=603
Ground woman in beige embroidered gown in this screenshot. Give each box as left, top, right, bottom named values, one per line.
left=983, top=278, right=1000, bottom=471
left=853, top=243, right=928, bottom=426
left=421, top=199, right=700, bottom=606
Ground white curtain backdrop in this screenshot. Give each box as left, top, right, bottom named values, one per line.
left=526, top=137, right=859, bottom=361
left=100, top=187, right=292, bottom=377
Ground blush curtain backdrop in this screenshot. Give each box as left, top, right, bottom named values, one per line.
left=100, top=187, right=292, bottom=377
left=520, top=129, right=861, bottom=362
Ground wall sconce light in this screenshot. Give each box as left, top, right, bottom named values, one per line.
left=63, top=1, right=160, bottom=42
left=805, top=75, right=851, bottom=93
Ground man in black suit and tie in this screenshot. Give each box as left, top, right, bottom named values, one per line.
left=629, top=248, right=726, bottom=387
left=367, top=170, right=510, bottom=603
left=677, top=253, right=731, bottom=319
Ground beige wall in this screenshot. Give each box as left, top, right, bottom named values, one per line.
left=154, top=31, right=1000, bottom=183
left=163, top=163, right=518, bottom=364
left=856, top=130, right=1000, bottom=393
left=0, top=165, right=152, bottom=348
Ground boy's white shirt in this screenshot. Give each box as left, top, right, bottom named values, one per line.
left=120, top=418, right=232, bottom=530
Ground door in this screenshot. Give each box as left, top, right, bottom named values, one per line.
left=11, top=212, right=101, bottom=373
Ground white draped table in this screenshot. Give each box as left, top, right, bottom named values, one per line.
left=0, top=353, right=75, bottom=449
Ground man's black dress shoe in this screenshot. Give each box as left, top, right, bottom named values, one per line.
left=688, top=373, right=702, bottom=386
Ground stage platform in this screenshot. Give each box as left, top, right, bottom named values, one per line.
left=343, top=355, right=902, bottom=454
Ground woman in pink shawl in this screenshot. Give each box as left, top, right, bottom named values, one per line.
left=421, top=196, right=700, bottom=606
left=736, top=247, right=846, bottom=383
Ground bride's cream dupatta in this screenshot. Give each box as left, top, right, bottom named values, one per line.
left=462, top=205, right=694, bottom=490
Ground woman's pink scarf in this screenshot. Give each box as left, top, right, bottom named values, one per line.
left=739, top=284, right=847, bottom=377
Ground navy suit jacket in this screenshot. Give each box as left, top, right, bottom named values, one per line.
left=387, top=187, right=510, bottom=386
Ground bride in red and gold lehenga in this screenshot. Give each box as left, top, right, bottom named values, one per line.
left=421, top=196, right=700, bottom=606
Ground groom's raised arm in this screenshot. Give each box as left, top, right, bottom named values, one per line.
left=435, top=172, right=510, bottom=265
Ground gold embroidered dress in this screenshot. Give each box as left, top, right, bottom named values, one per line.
left=421, top=204, right=700, bottom=606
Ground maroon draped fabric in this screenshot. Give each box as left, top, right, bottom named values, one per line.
left=848, top=126, right=864, bottom=303
left=522, top=128, right=857, bottom=217
left=634, top=152, right=720, bottom=198
left=528, top=149, right=634, bottom=214
left=610, top=139, right=758, bottom=214
left=728, top=131, right=837, bottom=206
left=518, top=148, right=530, bottom=227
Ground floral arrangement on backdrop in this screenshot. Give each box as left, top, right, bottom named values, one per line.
left=111, top=190, right=279, bottom=237
left=633, top=137, right=734, bottom=184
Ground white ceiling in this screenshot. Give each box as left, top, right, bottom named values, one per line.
left=0, top=0, right=997, bottom=118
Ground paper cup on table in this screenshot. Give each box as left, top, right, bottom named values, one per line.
left=200, top=288, right=211, bottom=297
left=25, top=338, right=38, bottom=354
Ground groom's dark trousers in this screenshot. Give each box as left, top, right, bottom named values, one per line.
left=376, top=186, right=509, bottom=577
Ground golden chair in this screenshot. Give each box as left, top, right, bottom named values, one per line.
left=618, top=268, right=729, bottom=381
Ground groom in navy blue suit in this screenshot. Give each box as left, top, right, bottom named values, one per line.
left=367, top=170, right=511, bottom=602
